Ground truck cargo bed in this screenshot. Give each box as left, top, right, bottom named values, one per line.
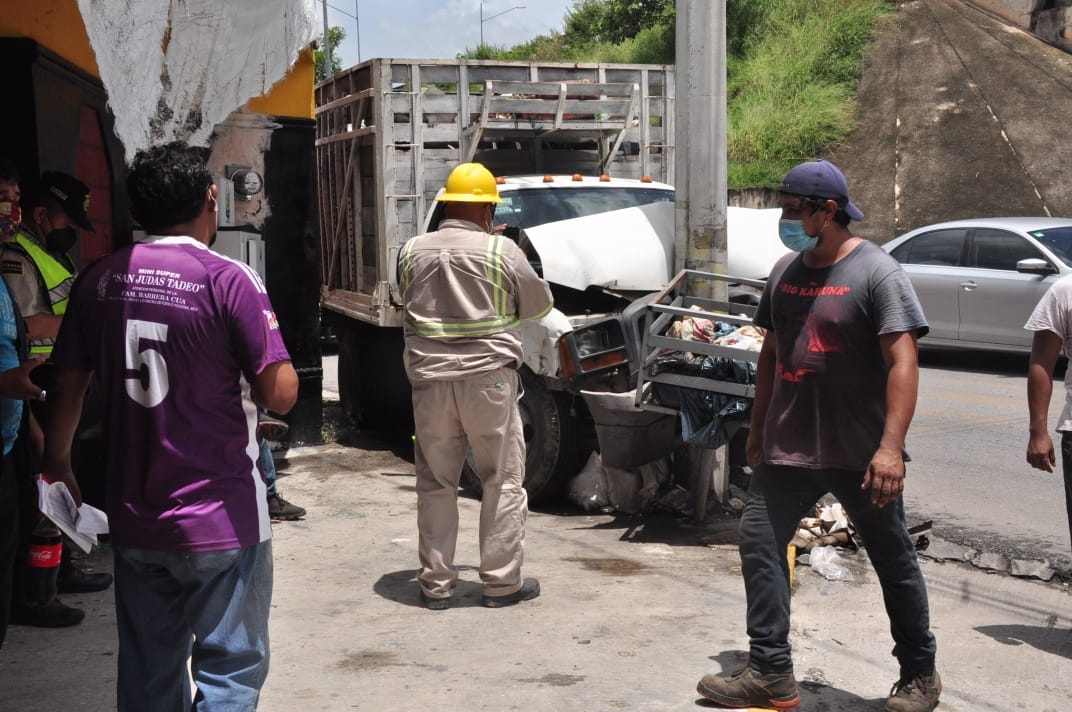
left=315, top=58, right=674, bottom=325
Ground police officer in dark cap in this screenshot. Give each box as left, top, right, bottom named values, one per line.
left=32, top=171, right=93, bottom=266
left=2, top=171, right=93, bottom=353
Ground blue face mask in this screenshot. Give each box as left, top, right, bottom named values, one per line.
left=778, top=219, right=819, bottom=252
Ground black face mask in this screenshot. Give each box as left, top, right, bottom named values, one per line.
left=45, top=226, right=78, bottom=256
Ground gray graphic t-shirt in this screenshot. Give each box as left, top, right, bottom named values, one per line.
left=754, top=240, right=928, bottom=470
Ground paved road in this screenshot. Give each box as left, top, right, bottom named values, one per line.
left=322, top=351, right=340, bottom=400
left=906, top=349, right=1072, bottom=573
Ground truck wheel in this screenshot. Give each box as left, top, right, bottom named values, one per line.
left=336, top=320, right=362, bottom=424
left=336, top=321, right=413, bottom=430
left=462, top=367, right=577, bottom=506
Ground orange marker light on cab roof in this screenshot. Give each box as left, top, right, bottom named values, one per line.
left=641, top=175, right=653, bottom=183
left=571, top=173, right=583, bottom=181
left=599, top=174, right=610, bottom=182
left=542, top=175, right=554, bottom=183
left=495, top=176, right=506, bottom=184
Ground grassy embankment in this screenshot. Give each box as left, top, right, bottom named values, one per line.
left=727, top=0, right=891, bottom=188
left=478, top=0, right=892, bottom=190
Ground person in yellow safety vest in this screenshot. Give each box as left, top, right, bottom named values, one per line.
left=398, top=162, right=553, bottom=610
left=0, top=171, right=92, bottom=357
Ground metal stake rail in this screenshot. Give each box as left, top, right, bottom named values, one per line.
left=635, top=269, right=766, bottom=516
left=635, top=268, right=765, bottom=411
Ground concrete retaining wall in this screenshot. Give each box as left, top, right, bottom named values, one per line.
left=969, top=0, right=1072, bottom=52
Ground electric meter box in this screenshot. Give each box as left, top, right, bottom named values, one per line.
left=213, top=228, right=265, bottom=281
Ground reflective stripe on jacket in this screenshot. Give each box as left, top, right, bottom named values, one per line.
left=14, top=233, right=73, bottom=355
left=400, top=230, right=520, bottom=339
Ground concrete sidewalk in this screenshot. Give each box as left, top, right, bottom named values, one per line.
left=2, top=418, right=1071, bottom=710
left=2, top=428, right=1072, bottom=711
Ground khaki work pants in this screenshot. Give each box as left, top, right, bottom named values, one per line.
left=411, top=366, right=528, bottom=599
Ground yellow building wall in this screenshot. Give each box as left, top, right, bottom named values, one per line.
left=248, top=48, right=316, bottom=120
left=0, top=0, right=99, bottom=75
left=0, top=1, right=314, bottom=120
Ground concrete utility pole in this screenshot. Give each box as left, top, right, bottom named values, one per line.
left=675, top=0, right=730, bottom=512
left=674, top=0, right=727, bottom=300
left=322, top=0, right=331, bottom=72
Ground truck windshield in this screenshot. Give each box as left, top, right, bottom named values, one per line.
left=497, top=187, right=674, bottom=230
left=428, top=186, right=674, bottom=233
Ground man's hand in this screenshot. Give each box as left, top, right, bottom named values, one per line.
left=41, top=365, right=92, bottom=509
left=1027, top=430, right=1056, bottom=472
left=745, top=428, right=764, bottom=469
left=1027, top=329, right=1062, bottom=475
left=861, top=445, right=906, bottom=508
left=44, top=467, right=82, bottom=507
left=0, top=356, right=46, bottom=401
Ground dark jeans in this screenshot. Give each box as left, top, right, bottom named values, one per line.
left=739, top=464, right=937, bottom=674
left=1059, top=433, right=1072, bottom=552
left=0, top=451, right=17, bottom=650
left=11, top=418, right=39, bottom=608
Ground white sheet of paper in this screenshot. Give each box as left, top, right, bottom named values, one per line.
left=36, top=477, right=109, bottom=554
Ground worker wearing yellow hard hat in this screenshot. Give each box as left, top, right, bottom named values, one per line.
left=398, top=162, right=551, bottom=610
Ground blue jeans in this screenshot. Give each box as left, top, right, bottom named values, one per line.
left=114, top=541, right=273, bottom=712
left=258, top=439, right=277, bottom=496
left=739, top=464, right=937, bottom=674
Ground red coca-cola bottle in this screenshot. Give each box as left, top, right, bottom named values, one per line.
left=24, top=518, right=62, bottom=606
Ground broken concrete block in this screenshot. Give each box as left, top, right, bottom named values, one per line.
left=969, top=551, right=1010, bottom=573
left=1009, top=559, right=1055, bottom=581
left=919, top=537, right=973, bottom=563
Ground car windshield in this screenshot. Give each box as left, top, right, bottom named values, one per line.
left=1028, top=226, right=1072, bottom=268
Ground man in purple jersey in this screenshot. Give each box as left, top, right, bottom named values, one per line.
left=42, top=141, right=298, bottom=710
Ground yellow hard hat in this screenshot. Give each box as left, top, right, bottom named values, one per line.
left=437, top=162, right=503, bottom=204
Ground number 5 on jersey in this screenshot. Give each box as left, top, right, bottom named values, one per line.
left=125, top=319, right=169, bottom=407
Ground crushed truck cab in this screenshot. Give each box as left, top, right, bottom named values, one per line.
left=316, top=58, right=786, bottom=503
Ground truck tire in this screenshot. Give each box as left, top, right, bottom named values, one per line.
left=462, top=367, right=577, bottom=506
left=336, top=320, right=413, bottom=431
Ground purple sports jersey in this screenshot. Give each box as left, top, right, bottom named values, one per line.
left=51, top=235, right=291, bottom=552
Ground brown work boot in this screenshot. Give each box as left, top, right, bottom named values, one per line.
left=481, top=577, right=540, bottom=608
left=267, top=493, right=306, bottom=521
left=257, top=413, right=290, bottom=442
left=696, top=666, right=799, bottom=709
left=884, top=668, right=941, bottom=712
left=420, top=591, right=451, bottom=610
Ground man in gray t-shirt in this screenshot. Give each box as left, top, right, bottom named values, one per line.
left=755, top=240, right=928, bottom=470
left=695, top=160, right=941, bottom=712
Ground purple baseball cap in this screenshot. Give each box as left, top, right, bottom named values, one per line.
left=778, top=159, right=864, bottom=221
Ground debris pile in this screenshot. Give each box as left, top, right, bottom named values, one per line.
left=567, top=452, right=671, bottom=515
left=791, top=502, right=857, bottom=552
